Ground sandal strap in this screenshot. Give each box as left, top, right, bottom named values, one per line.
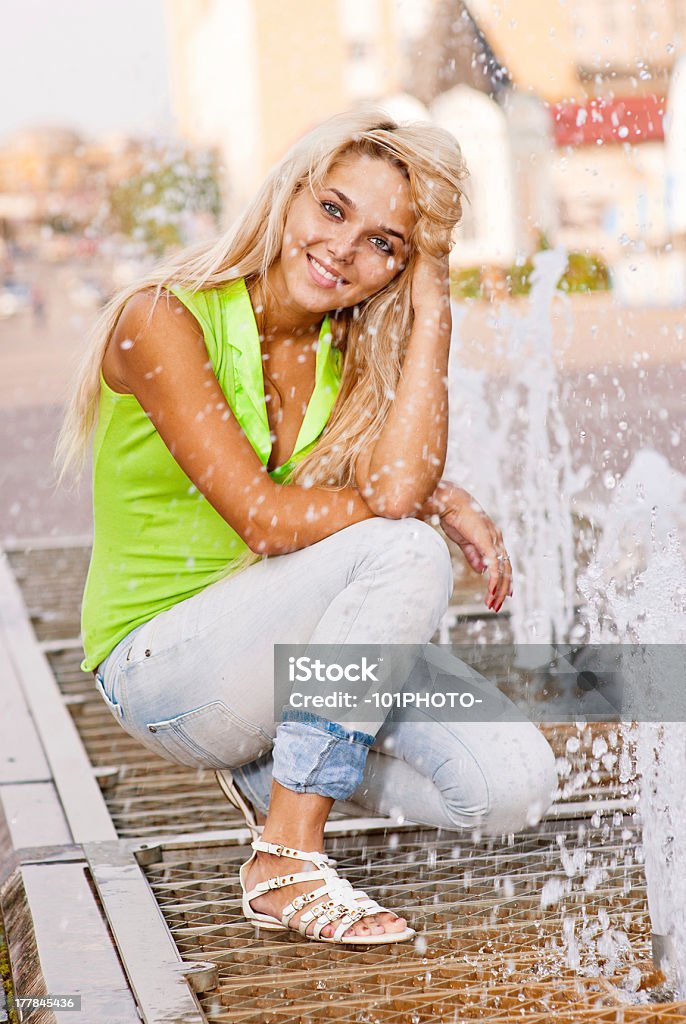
left=281, top=883, right=332, bottom=925
left=245, top=842, right=398, bottom=941
left=251, top=839, right=329, bottom=866
left=247, top=837, right=337, bottom=866
left=332, top=910, right=370, bottom=942
left=248, top=868, right=332, bottom=897
left=301, top=903, right=367, bottom=939
left=314, top=907, right=365, bottom=940
left=296, top=879, right=368, bottom=931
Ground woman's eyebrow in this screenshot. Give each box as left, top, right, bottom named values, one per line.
left=327, top=187, right=407, bottom=245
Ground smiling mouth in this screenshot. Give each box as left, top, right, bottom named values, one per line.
left=307, top=254, right=349, bottom=286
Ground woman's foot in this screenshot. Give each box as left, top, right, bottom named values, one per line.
left=242, top=848, right=408, bottom=940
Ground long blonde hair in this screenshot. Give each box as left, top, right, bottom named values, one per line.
left=55, top=103, right=468, bottom=491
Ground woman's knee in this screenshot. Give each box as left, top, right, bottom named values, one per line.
left=435, top=724, right=557, bottom=835
left=353, top=516, right=454, bottom=603
left=480, top=726, right=558, bottom=835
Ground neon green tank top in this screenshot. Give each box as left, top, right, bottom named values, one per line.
left=80, top=277, right=342, bottom=671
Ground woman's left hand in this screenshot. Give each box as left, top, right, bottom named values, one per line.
left=432, top=483, right=513, bottom=613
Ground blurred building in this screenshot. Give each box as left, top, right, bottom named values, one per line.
left=163, top=0, right=437, bottom=220
left=417, top=0, right=686, bottom=284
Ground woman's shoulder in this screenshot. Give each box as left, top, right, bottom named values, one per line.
left=106, top=287, right=207, bottom=392
left=116, top=285, right=208, bottom=340
left=116, top=279, right=245, bottom=352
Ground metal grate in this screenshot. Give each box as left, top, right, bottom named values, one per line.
left=142, top=820, right=686, bottom=1023
left=6, top=544, right=90, bottom=643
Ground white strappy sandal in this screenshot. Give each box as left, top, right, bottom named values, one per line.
left=239, top=838, right=416, bottom=945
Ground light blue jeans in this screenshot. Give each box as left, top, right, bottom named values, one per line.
left=95, top=517, right=557, bottom=835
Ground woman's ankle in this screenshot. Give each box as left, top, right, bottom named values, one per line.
left=259, top=828, right=326, bottom=851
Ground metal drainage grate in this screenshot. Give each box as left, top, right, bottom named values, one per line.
left=140, top=820, right=686, bottom=1023
left=6, top=543, right=91, bottom=644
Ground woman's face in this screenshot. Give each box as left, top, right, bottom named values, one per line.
left=276, top=153, right=416, bottom=315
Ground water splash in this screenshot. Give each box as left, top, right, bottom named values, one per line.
left=577, top=453, right=686, bottom=995
left=447, top=249, right=686, bottom=992
left=447, top=248, right=589, bottom=645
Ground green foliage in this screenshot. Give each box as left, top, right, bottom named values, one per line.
left=508, top=260, right=534, bottom=296
left=450, top=266, right=483, bottom=299
left=0, top=920, right=20, bottom=1024
left=558, top=251, right=611, bottom=293
left=450, top=247, right=611, bottom=300
left=105, top=144, right=222, bottom=256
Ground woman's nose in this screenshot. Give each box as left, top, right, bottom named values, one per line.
left=327, top=232, right=358, bottom=262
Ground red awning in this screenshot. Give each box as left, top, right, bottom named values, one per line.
left=550, top=95, right=665, bottom=147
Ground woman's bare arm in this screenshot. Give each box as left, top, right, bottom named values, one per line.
left=354, top=254, right=451, bottom=518
left=108, top=290, right=376, bottom=555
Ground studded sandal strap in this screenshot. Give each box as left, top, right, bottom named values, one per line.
left=296, top=879, right=367, bottom=935
left=250, top=839, right=329, bottom=866
left=313, top=907, right=361, bottom=940
left=250, top=867, right=337, bottom=898
left=281, top=884, right=333, bottom=926
left=297, top=894, right=352, bottom=933
left=246, top=873, right=326, bottom=902
left=300, top=903, right=366, bottom=940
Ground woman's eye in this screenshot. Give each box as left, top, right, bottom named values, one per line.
left=372, top=237, right=392, bottom=254
left=321, top=201, right=342, bottom=218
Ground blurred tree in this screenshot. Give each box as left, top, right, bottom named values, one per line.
left=451, top=245, right=611, bottom=300
left=105, top=144, right=222, bottom=256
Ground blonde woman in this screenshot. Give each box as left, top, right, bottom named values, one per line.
left=57, top=106, right=556, bottom=946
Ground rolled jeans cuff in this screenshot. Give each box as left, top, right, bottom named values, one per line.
left=272, top=709, right=375, bottom=802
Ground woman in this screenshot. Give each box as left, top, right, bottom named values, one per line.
left=56, top=106, right=557, bottom=946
